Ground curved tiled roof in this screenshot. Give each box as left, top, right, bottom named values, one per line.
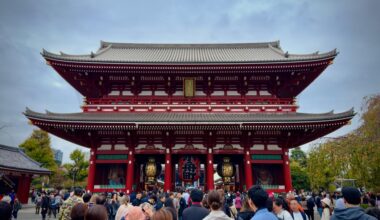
left=24, top=108, right=355, bottom=124
left=41, top=41, right=337, bottom=64
left=0, top=144, right=51, bottom=174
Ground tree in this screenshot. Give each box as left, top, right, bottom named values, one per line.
left=306, top=94, right=380, bottom=192
left=63, top=149, right=89, bottom=187
left=291, top=161, right=310, bottom=191
left=19, top=129, right=57, bottom=171
left=290, top=147, right=307, bottom=168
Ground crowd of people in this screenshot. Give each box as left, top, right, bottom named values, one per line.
left=0, top=186, right=379, bottom=220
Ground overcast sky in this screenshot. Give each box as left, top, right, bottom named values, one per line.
left=0, top=0, right=379, bottom=163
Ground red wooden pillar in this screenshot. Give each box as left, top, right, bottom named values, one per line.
left=283, top=148, right=292, bottom=192
left=164, top=148, right=172, bottom=192
left=126, top=150, right=135, bottom=194
left=238, top=162, right=245, bottom=191
left=206, top=148, right=214, bottom=191
left=87, top=147, right=97, bottom=192
left=244, top=150, right=253, bottom=190
left=17, top=175, right=31, bottom=204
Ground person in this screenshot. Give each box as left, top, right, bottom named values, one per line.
left=70, top=203, right=88, bottom=220
left=203, top=190, right=232, bottom=220
left=155, top=193, right=166, bottom=211
left=273, top=197, right=292, bottom=220
left=182, top=190, right=190, bottom=207
left=41, top=191, right=50, bottom=220
left=177, top=192, right=187, bottom=220
left=290, top=199, right=308, bottom=220
left=49, top=192, right=58, bottom=218
left=236, top=198, right=255, bottom=220
left=132, top=192, right=142, bottom=206
left=35, top=192, right=42, bottom=214
left=315, top=194, right=323, bottom=217
left=124, top=206, right=146, bottom=220
left=55, top=192, right=63, bottom=214
left=365, top=199, right=380, bottom=219
left=235, top=192, right=242, bottom=213
left=331, top=187, right=377, bottom=220
left=321, top=197, right=331, bottom=220
left=0, top=201, right=12, bottom=220
left=82, top=193, right=92, bottom=205
left=109, top=193, right=120, bottom=220
left=182, top=189, right=209, bottom=220
left=58, top=187, right=84, bottom=220
left=85, top=204, right=108, bottom=220
left=141, top=202, right=155, bottom=219
left=306, top=195, right=315, bottom=220
left=247, top=185, right=277, bottom=220
left=12, top=197, right=22, bottom=219
left=115, top=195, right=131, bottom=220
left=151, top=208, right=173, bottom=220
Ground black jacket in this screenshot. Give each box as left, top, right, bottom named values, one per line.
left=182, top=204, right=209, bottom=220
left=331, top=207, right=377, bottom=220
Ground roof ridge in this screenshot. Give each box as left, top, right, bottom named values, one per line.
left=100, top=40, right=281, bottom=49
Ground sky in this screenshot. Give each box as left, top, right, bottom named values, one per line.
left=0, top=0, right=379, bottom=163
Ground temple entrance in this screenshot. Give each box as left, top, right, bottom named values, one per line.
left=252, top=164, right=285, bottom=191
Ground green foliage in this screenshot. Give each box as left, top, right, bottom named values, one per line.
left=19, top=129, right=57, bottom=171
left=290, top=147, right=307, bottom=168
left=64, top=149, right=89, bottom=184
left=290, top=160, right=310, bottom=191
left=306, top=94, right=380, bottom=192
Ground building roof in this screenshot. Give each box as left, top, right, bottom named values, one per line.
left=0, top=144, right=51, bottom=175
left=24, top=108, right=355, bottom=124
left=42, top=41, right=337, bottom=64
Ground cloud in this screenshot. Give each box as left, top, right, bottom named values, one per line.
left=0, top=0, right=379, bottom=162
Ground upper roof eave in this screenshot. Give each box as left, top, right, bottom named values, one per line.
left=24, top=107, right=355, bottom=124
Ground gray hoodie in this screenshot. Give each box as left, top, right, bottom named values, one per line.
left=331, top=207, right=377, bottom=220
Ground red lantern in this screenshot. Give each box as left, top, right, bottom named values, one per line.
left=178, top=156, right=200, bottom=182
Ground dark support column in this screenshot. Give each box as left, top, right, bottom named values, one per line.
left=206, top=148, right=214, bottom=191
left=283, top=148, right=292, bottom=192
left=244, top=150, right=253, bottom=190
left=87, top=147, right=97, bottom=192
left=17, top=174, right=31, bottom=204
left=126, top=150, right=135, bottom=194
left=164, top=148, right=172, bottom=192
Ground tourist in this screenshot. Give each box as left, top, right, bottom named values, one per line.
left=35, top=192, right=42, bottom=214
left=82, top=193, right=92, bottom=205
left=217, top=189, right=232, bottom=218
left=115, top=195, right=131, bottom=220
left=55, top=192, right=63, bottom=214
left=141, top=202, right=155, bottom=219
left=331, top=187, right=377, bottom=220
left=0, top=201, right=12, bottom=220
left=273, top=197, right=292, bottom=220
left=235, top=192, right=242, bottom=213
left=182, top=190, right=190, bottom=207
left=247, top=185, right=277, bottom=220
left=177, top=191, right=187, bottom=220
left=321, top=197, right=331, bottom=220
left=48, top=191, right=58, bottom=218
left=132, top=192, right=142, bottom=206
left=12, top=197, right=22, bottom=219
left=290, top=199, right=308, bottom=220
left=236, top=198, right=255, bottom=220
left=202, top=194, right=210, bottom=210
left=165, top=206, right=178, bottom=220
left=182, top=189, right=209, bottom=220
left=70, top=203, right=88, bottom=220
left=315, top=193, right=323, bottom=217
left=306, top=194, right=316, bottom=220
left=108, top=193, right=120, bottom=220
left=151, top=208, right=173, bottom=220
left=155, top=194, right=166, bottom=211
left=203, top=190, right=231, bottom=220
left=58, top=187, right=84, bottom=220
left=85, top=204, right=108, bottom=220
left=123, top=206, right=146, bottom=220
left=41, top=191, right=50, bottom=220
